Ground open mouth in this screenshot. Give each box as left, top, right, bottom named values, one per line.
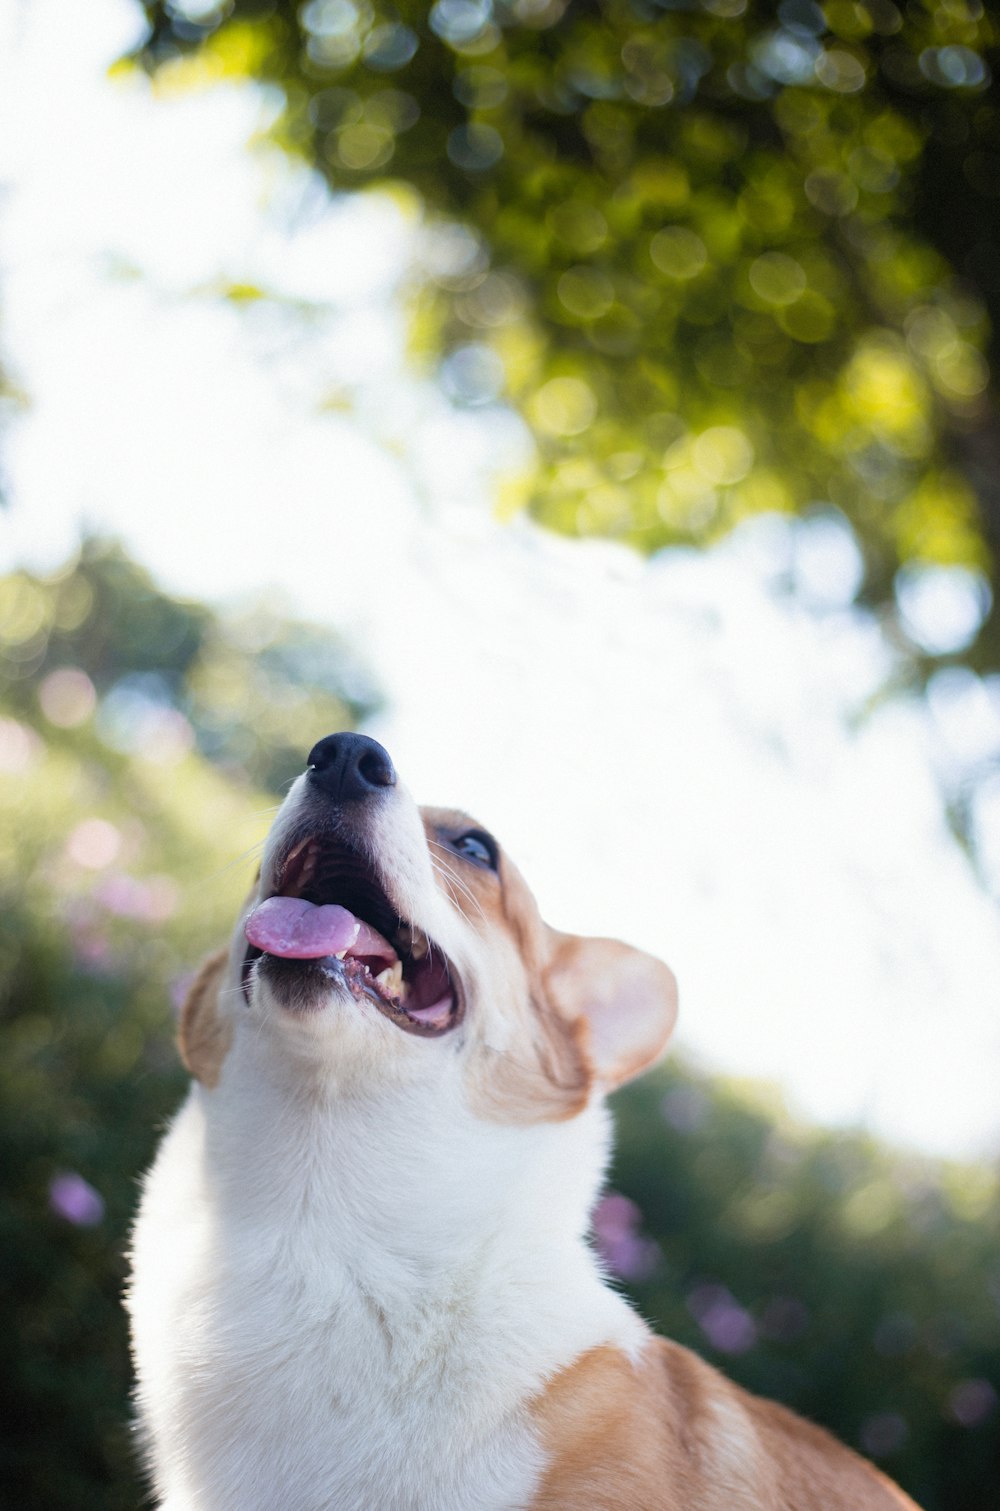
left=242, top=834, right=463, bottom=1037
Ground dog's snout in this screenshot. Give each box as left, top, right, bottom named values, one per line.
left=306, top=733, right=397, bottom=803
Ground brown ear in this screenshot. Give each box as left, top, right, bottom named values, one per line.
left=178, top=949, right=231, bottom=1087
left=544, top=934, right=678, bottom=1089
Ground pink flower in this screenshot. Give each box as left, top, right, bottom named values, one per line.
left=687, top=1283, right=758, bottom=1355
left=591, top=1192, right=662, bottom=1282
left=49, top=1172, right=105, bottom=1227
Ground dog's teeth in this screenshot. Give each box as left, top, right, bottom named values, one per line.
left=281, top=837, right=318, bottom=895
left=334, top=949, right=347, bottom=960
left=395, top=924, right=429, bottom=961
left=375, top=962, right=403, bottom=998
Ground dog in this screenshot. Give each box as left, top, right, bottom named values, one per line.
left=128, top=733, right=921, bottom=1510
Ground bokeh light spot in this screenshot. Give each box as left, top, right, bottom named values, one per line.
left=0, top=577, right=50, bottom=646
left=557, top=266, right=615, bottom=320
left=748, top=252, right=807, bottom=306
left=949, top=1378, right=999, bottom=1428
left=687, top=1284, right=758, bottom=1355
left=363, top=23, right=418, bottom=71
left=591, top=1192, right=662, bottom=1281
left=38, top=667, right=97, bottom=728
left=447, top=123, right=504, bottom=172
left=895, top=565, right=992, bottom=657
left=815, top=48, right=867, bottom=93
left=919, top=46, right=989, bottom=91
left=530, top=375, right=598, bottom=436
left=661, top=1084, right=712, bottom=1131
left=550, top=201, right=609, bottom=254
left=692, top=426, right=754, bottom=485
left=860, top=1411, right=908, bottom=1457
left=336, top=123, right=394, bottom=171
left=440, top=342, right=505, bottom=405
left=430, top=0, right=494, bottom=50
left=0, top=717, right=44, bottom=773
left=793, top=510, right=864, bottom=608
left=650, top=226, right=707, bottom=280
left=49, top=1172, right=105, bottom=1227
left=66, top=818, right=122, bottom=870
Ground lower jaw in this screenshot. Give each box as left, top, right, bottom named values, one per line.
left=255, top=955, right=344, bottom=1014
left=256, top=955, right=461, bottom=1036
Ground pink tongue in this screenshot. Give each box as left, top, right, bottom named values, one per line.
left=245, top=896, right=395, bottom=964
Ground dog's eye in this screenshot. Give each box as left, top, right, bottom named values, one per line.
left=451, top=830, right=499, bottom=872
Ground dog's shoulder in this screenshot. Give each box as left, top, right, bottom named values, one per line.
left=529, top=1335, right=919, bottom=1511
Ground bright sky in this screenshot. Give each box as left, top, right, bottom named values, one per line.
left=2, top=0, right=999, bottom=1160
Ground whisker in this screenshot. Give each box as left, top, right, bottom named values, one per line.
left=430, top=850, right=480, bottom=897
left=192, top=840, right=268, bottom=890
left=429, top=849, right=488, bottom=925
left=432, top=856, right=487, bottom=919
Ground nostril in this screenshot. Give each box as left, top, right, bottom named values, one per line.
left=308, top=740, right=334, bottom=773
left=358, top=748, right=395, bottom=788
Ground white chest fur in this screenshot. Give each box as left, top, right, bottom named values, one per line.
left=128, top=1050, right=645, bottom=1511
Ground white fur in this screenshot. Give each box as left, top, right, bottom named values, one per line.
left=128, top=777, right=649, bottom=1511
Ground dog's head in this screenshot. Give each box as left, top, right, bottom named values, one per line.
left=182, top=735, right=677, bottom=1122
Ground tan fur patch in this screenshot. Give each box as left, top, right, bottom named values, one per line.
left=468, top=1007, right=594, bottom=1124
left=421, top=809, right=597, bottom=1125
left=178, top=949, right=231, bottom=1087
left=421, top=807, right=675, bottom=1123
left=530, top=1340, right=922, bottom=1510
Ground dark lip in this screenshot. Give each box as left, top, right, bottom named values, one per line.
left=242, top=831, right=465, bottom=1037
left=250, top=953, right=466, bottom=1037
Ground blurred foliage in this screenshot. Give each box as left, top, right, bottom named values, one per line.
left=1, top=542, right=997, bottom=1509
left=608, top=1067, right=1000, bottom=1510
left=136, top=0, right=1000, bottom=675
left=0, top=541, right=375, bottom=1507
left=0, top=537, right=378, bottom=791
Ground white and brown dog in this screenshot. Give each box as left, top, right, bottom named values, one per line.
left=128, top=734, right=920, bottom=1510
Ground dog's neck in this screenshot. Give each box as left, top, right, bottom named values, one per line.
left=133, top=1034, right=649, bottom=1511
left=201, top=1034, right=616, bottom=1321
left=136, top=1050, right=649, bottom=1511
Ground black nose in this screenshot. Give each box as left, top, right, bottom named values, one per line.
left=306, top=733, right=397, bottom=803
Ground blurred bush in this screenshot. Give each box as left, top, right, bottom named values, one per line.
left=0, top=541, right=996, bottom=1507
left=608, top=1066, right=1000, bottom=1509
left=0, top=541, right=376, bottom=1508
